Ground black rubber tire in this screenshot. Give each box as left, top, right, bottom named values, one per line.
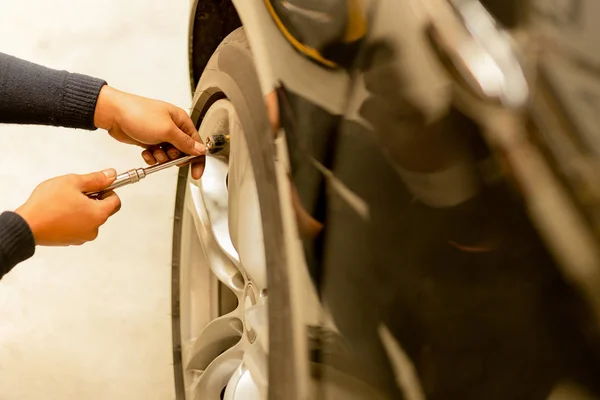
left=171, top=28, right=295, bottom=400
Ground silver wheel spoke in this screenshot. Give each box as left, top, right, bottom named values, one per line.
left=187, top=347, right=244, bottom=400
left=191, top=155, right=239, bottom=262
left=185, top=313, right=243, bottom=371
left=224, top=364, right=263, bottom=400
left=227, top=117, right=268, bottom=290
left=179, top=202, right=217, bottom=339
left=245, top=301, right=269, bottom=352
left=180, top=98, right=268, bottom=399
left=185, top=182, right=244, bottom=293
left=243, top=340, right=269, bottom=395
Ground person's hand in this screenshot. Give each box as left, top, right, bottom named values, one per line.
left=94, top=85, right=206, bottom=179
left=15, top=170, right=121, bottom=246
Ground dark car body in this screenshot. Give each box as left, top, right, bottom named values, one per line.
left=183, top=1, right=600, bottom=398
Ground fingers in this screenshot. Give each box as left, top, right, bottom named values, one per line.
left=153, top=147, right=169, bottom=163
left=171, top=107, right=198, bottom=138
left=77, top=169, right=117, bottom=192
left=83, top=229, right=99, bottom=243
left=167, top=147, right=182, bottom=160
left=142, top=149, right=157, bottom=165
left=191, top=158, right=206, bottom=180
left=96, top=191, right=122, bottom=220
left=168, top=107, right=205, bottom=156
left=169, top=127, right=205, bottom=156
left=133, top=106, right=203, bottom=164
left=142, top=144, right=182, bottom=165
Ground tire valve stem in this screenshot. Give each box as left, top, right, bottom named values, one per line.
left=206, top=133, right=230, bottom=154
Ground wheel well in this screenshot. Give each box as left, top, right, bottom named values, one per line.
left=188, top=0, right=241, bottom=94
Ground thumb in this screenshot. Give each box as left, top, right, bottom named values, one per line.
left=77, top=169, right=117, bottom=192
left=169, top=126, right=205, bottom=156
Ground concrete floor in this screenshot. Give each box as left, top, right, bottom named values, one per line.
left=0, top=1, right=192, bottom=398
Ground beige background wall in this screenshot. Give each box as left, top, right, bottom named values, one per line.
left=0, top=1, right=192, bottom=398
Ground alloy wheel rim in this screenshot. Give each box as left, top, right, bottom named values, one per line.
left=179, top=99, right=268, bottom=400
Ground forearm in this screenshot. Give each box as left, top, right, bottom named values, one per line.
left=0, top=212, right=35, bottom=278
left=0, top=52, right=106, bottom=129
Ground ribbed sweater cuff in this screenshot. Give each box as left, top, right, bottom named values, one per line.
left=60, top=73, right=106, bottom=130
left=0, top=211, right=36, bottom=276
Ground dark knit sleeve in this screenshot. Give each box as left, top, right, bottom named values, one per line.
left=0, top=52, right=106, bottom=130
left=0, top=212, right=36, bottom=277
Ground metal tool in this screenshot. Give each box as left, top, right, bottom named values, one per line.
left=86, top=134, right=229, bottom=199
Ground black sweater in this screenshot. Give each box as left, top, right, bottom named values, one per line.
left=0, top=53, right=106, bottom=276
